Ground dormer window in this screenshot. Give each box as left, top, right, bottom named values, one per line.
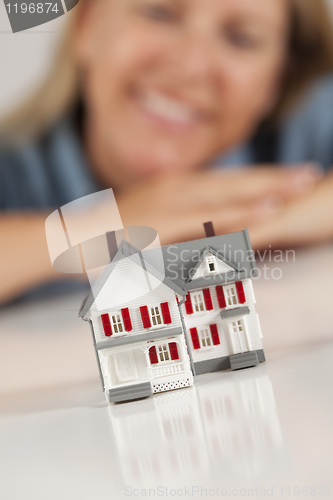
left=207, top=256, right=216, bottom=273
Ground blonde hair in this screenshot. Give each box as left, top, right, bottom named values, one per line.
left=1, top=0, right=333, bottom=143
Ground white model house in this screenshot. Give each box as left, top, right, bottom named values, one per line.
left=80, top=226, right=265, bottom=403
left=161, top=229, right=265, bottom=374
left=79, top=243, right=194, bottom=403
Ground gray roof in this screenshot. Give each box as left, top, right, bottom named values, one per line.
left=79, top=228, right=257, bottom=317
left=161, top=228, right=258, bottom=291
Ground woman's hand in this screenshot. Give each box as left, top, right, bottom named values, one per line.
left=248, top=170, right=333, bottom=249
left=0, top=164, right=324, bottom=304
left=116, top=164, right=321, bottom=244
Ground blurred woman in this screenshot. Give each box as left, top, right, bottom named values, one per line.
left=1, top=0, right=333, bottom=302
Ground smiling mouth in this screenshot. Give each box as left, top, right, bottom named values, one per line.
left=135, top=88, right=208, bottom=128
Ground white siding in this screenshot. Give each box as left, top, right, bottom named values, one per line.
left=181, top=279, right=263, bottom=362
left=88, top=258, right=182, bottom=345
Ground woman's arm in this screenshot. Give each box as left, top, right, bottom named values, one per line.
left=0, top=165, right=320, bottom=303
left=0, top=213, right=62, bottom=303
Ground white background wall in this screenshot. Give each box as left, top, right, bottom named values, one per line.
left=0, top=0, right=333, bottom=119
left=0, top=2, right=68, bottom=118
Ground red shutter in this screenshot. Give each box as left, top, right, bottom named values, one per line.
left=216, top=286, right=226, bottom=309
left=203, top=288, right=213, bottom=310
left=169, top=342, right=179, bottom=360
left=140, top=306, right=151, bottom=328
left=190, top=328, right=200, bottom=349
left=210, top=324, right=220, bottom=345
left=176, top=296, right=179, bottom=304
left=160, top=302, right=172, bottom=324
left=236, top=281, right=246, bottom=304
left=185, top=293, right=193, bottom=314
left=121, top=308, right=132, bottom=332
left=101, top=314, right=112, bottom=337
left=149, top=346, right=159, bottom=364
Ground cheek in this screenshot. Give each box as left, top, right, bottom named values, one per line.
left=85, top=28, right=165, bottom=124
left=218, top=52, right=285, bottom=127
left=91, top=15, right=168, bottom=92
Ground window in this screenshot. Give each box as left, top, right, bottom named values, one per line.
left=111, top=313, right=124, bottom=334
left=148, top=342, right=180, bottom=365
left=101, top=312, right=128, bottom=336
left=192, top=291, right=205, bottom=312
left=231, top=320, right=243, bottom=334
left=199, top=327, right=212, bottom=348
left=191, top=325, right=220, bottom=349
left=140, top=302, right=172, bottom=328
left=150, top=305, right=163, bottom=326
left=158, top=344, right=170, bottom=362
left=224, top=284, right=238, bottom=307
left=207, top=256, right=216, bottom=273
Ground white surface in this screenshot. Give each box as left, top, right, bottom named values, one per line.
left=0, top=244, right=333, bottom=499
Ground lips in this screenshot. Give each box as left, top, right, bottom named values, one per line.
left=134, top=88, right=209, bottom=129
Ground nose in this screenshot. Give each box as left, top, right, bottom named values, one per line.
left=169, top=27, right=220, bottom=85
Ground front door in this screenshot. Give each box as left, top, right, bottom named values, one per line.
left=229, top=319, right=249, bottom=354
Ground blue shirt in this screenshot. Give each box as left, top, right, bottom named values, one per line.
left=0, top=116, right=100, bottom=210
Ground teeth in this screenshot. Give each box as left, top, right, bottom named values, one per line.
left=140, top=90, right=196, bottom=124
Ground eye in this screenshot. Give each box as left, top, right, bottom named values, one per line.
left=223, top=28, right=262, bottom=49
left=142, top=3, right=178, bottom=22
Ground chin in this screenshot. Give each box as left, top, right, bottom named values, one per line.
left=117, top=143, right=196, bottom=177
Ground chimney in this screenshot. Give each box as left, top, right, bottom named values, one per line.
left=204, top=221, right=215, bottom=238
left=106, top=231, right=118, bottom=261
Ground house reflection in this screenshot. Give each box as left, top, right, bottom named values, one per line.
left=107, top=364, right=286, bottom=485
left=197, top=366, right=285, bottom=480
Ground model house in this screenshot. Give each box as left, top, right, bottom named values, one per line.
left=162, top=224, right=265, bottom=375
left=79, top=243, right=194, bottom=403
left=80, top=224, right=265, bottom=403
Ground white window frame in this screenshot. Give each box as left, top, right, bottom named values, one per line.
left=110, top=313, right=125, bottom=335
left=149, top=304, right=163, bottom=328
left=224, top=284, right=239, bottom=308
left=199, top=326, right=213, bottom=348
left=192, top=290, right=205, bottom=313
left=157, top=343, right=171, bottom=363
left=206, top=255, right=217, bottom=273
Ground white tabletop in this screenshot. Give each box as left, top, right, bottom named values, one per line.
left=1, top=244, right=333, bottom=500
